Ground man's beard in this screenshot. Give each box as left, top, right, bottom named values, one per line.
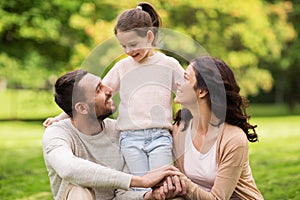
left=88, top=101, right=116, bottom=121
left=96, top=108, right=114, bottom=121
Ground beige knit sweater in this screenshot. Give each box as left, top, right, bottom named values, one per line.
left=42, top=118, right=145, bottom=200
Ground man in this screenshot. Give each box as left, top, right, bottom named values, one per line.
left=42, top=69, right=184, bottom=200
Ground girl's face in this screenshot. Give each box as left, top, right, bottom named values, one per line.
left=174, top=64, right=198, bottom=106
left=116, top=30, right=154, bottom=63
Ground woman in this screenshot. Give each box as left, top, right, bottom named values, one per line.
left=171, top=56, right=263, bottom=199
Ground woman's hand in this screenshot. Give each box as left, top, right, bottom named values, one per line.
left=150, top=175, right=186, bottom=199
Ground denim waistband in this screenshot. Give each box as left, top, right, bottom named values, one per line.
left=120, top=128, right=170, bottom=134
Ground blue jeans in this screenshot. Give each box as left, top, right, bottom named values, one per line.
left=120, top=128, right=173, bottom=176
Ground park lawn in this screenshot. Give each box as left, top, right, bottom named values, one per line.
left=0, top=121, right=52, bottom=200
left=0, top=90, right=61, bottom=120
left=249, top=116, right=300, bottom=199
left=0, top=116, right=299, bottom=199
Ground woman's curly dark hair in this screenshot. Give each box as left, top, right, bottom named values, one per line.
left=173, top=107, right=193, bottom=131
left=174, top=56, right=258, bottom=142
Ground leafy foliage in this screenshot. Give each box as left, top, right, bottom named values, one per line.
left=164, top=0, right=295, bottom=97
left=0, top=0, right=299, bottom=106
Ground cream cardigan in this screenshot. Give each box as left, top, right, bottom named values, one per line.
left=173, top=122, right=264, bottom=200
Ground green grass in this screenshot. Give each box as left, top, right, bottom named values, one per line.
left=248, top=103, right=300, bottom=117
left=0, top=89, right=61, bottom=120
left=0, top=90, right=300, bottom=199
left=249, top=116, right=300, bottom=199
left=0, top=121, right=52, bottom=200
left=0, top=116, right=299, bottom=199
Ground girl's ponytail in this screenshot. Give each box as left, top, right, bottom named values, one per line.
left=137, top=2, right=161, bottom=28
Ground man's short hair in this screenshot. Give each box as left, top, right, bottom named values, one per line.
left=54, top=69, right=88, bottom=118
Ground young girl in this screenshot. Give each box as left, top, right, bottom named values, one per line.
left=43, top=2, right=184, bottom=178
left=105, top=2, right=184, bottom=177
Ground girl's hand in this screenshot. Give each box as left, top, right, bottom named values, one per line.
left=43, top=117, right=59, bottom=128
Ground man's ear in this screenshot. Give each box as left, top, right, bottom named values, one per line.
left=198, top=89, right=208, bottom=99
left=74, top=102, right=88, bottom=115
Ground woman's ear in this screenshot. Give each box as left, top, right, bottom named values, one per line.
left=74, top=102, right=88, bottom=115
left=198, top=89, right=208, bottom=99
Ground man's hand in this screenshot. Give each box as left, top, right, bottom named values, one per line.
left=130, top=165, right=181, bottom=188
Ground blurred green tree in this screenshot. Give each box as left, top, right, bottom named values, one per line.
left=0, top=0, right=81, bottom=88
left=0, top=0, right=298, bottom=108
left=162, top=0, right=295, bottom=98
left=276, top=0, right=300, bottom=110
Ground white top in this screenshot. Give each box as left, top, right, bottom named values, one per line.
left=103, top=52, right=184, bottom=131
left=42, top=118, right=145, bottom=200
left=184, top=127, right=218, bottom=192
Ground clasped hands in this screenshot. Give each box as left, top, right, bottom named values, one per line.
left=151, top=175, right=186, bottom=200
left=141, top=165, right=186, bottom=200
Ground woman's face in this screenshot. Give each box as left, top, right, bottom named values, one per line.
left=174, top=64, right=198, bottom=106
left=116, top=30, right=154, bottom=63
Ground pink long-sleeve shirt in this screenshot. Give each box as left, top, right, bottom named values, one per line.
left=103, top=52, right=184, bottom=131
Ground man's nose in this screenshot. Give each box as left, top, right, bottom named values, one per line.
left=104, top=85, right=113, bottom=94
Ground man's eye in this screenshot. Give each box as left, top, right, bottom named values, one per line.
left=96, top=86, right=101, bottom=93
